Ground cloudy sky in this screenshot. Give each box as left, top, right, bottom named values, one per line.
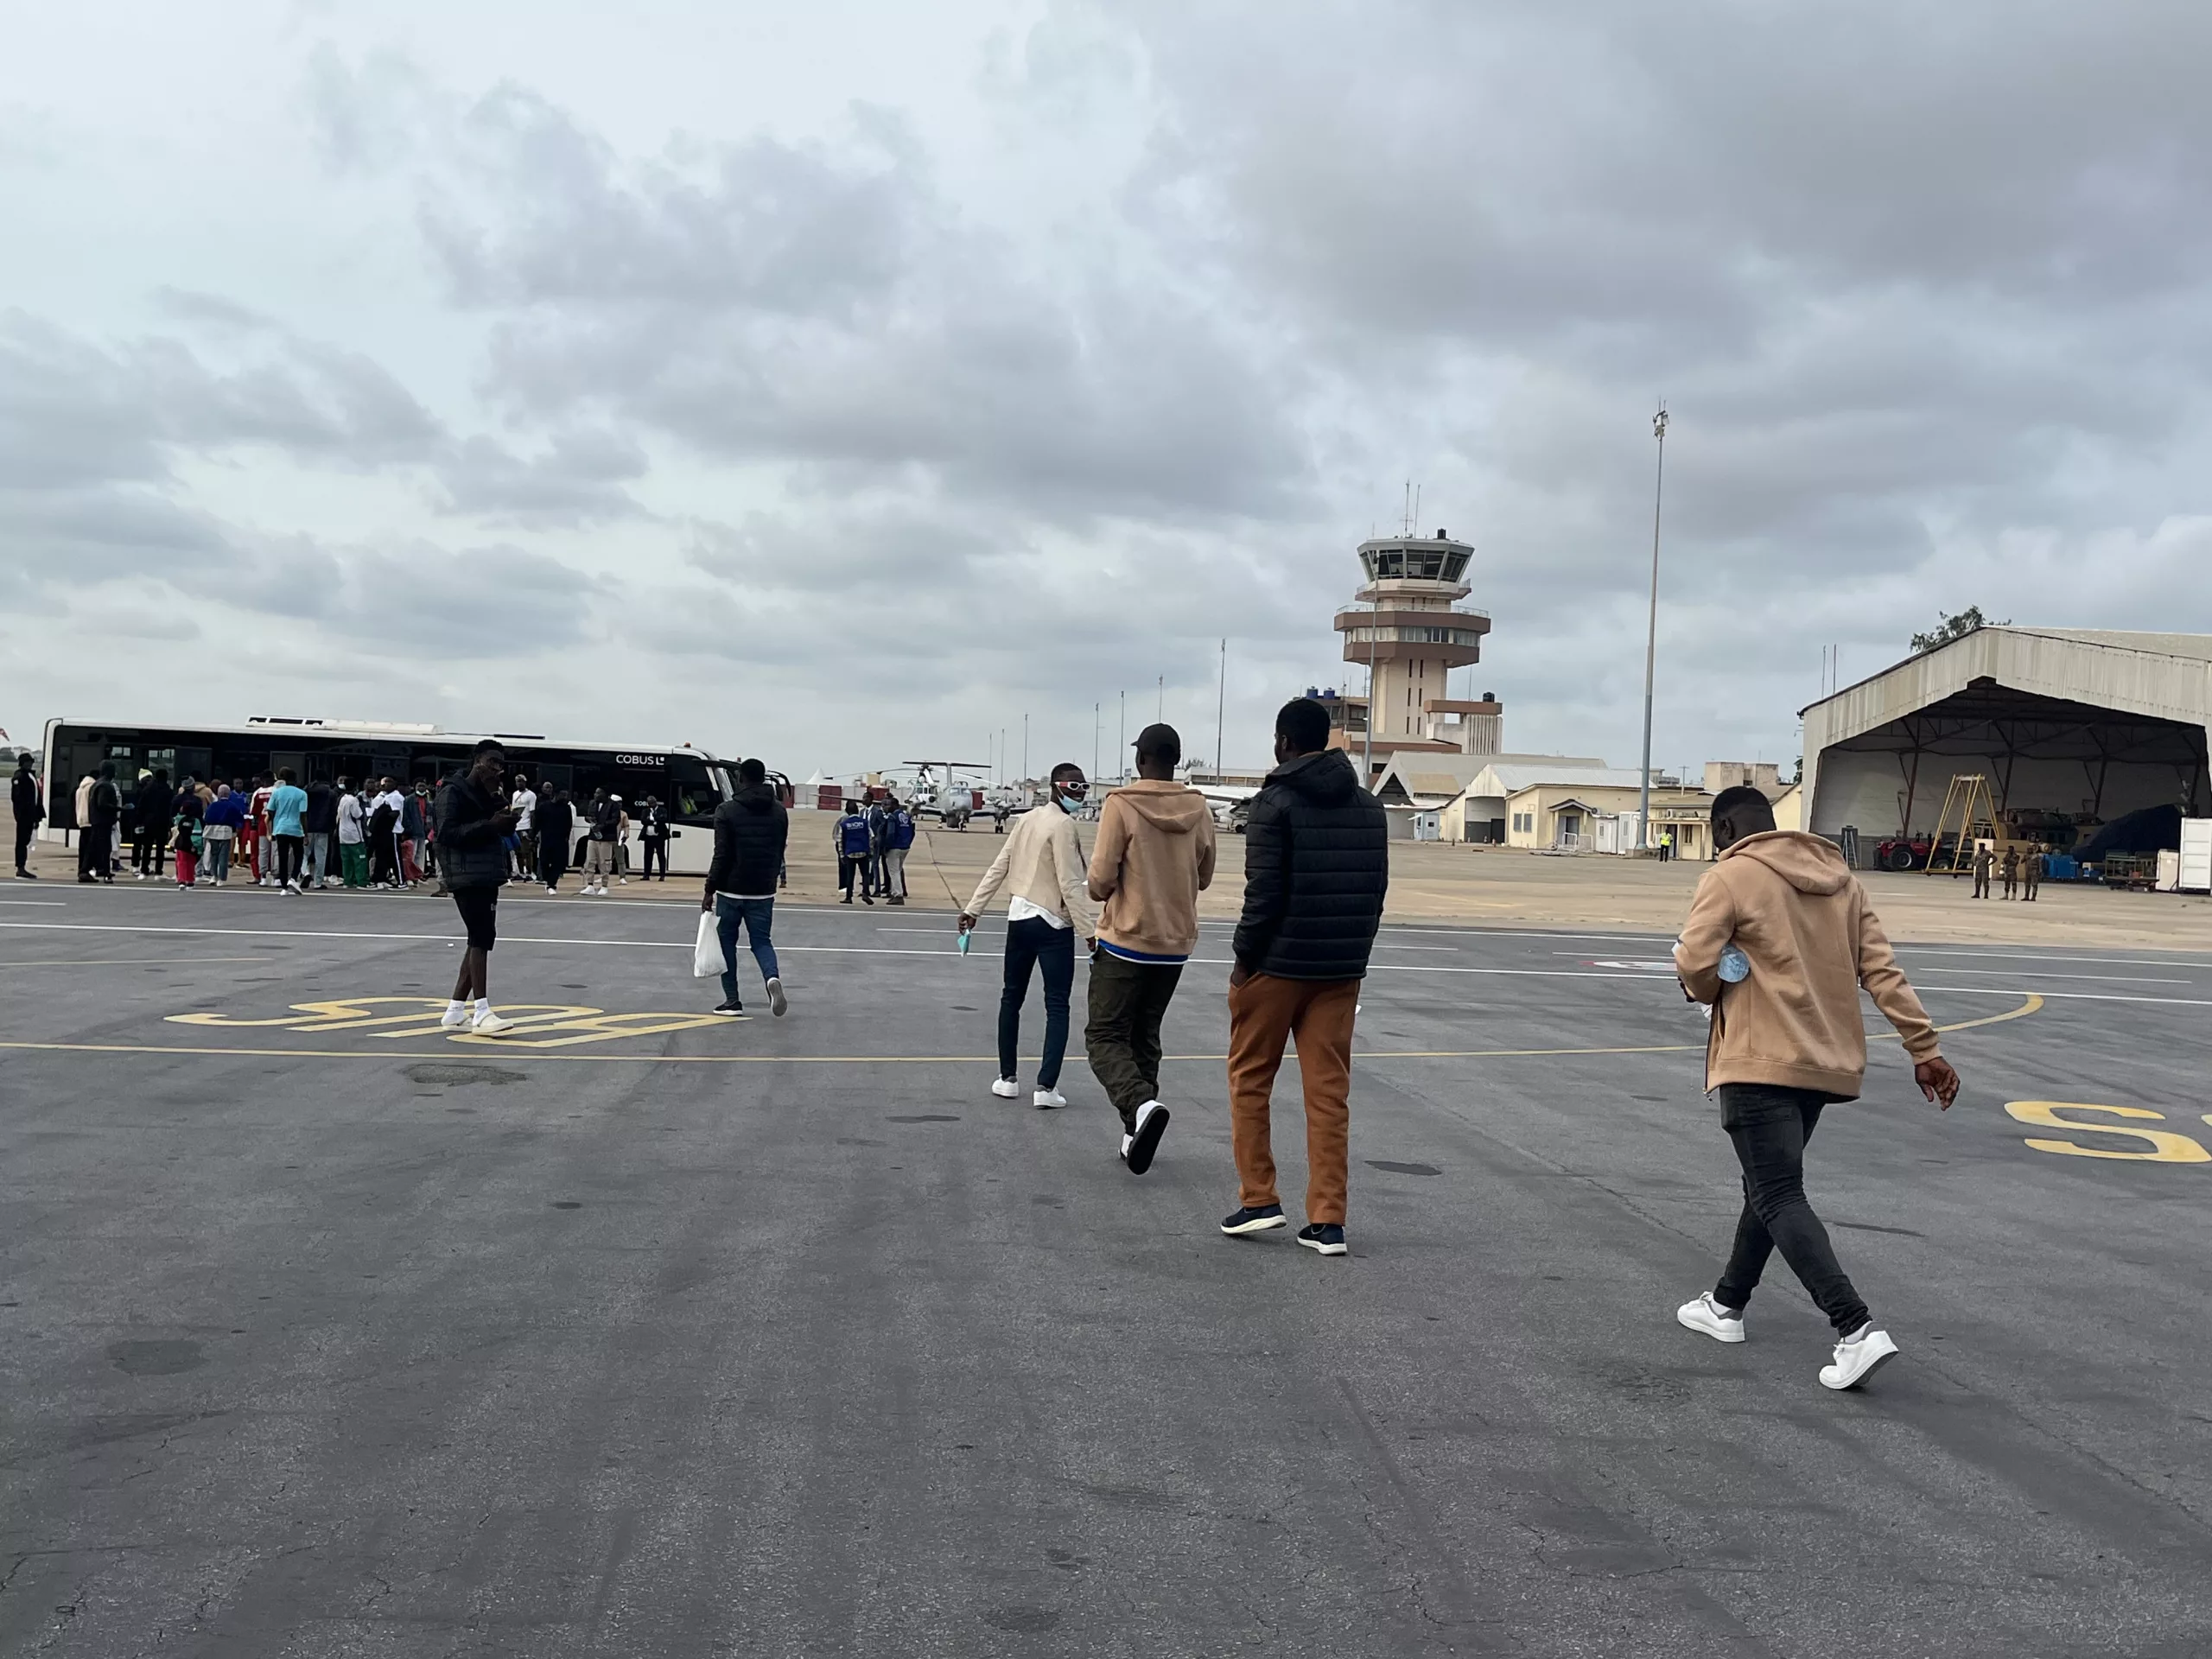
left=6, top=2, right=2209, bottom=780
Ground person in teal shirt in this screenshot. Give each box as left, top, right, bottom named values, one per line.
left=266, top=768, right=310, bottom=895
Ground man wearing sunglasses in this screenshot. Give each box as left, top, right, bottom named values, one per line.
left=960, top=762, right=1098, bottom=1109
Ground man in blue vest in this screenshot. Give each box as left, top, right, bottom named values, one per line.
left=836, top=801, right=874, bottom=905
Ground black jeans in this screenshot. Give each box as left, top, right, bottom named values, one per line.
left=79, top=826, right=115, bottom=880
left=133, top=823, right=166, bottom=875
left=999, top=917, right=1074, bottom=1090
left=273, top=833, right=303, bottom=887
left=538, top=836, right=567, bottom=889
left=1714, top=1084, right=1869, bottom=1337
left=641, top=837, right=667, bottom=879
left=1084, top=949, right=1185, bottom=1130
left=14, top=818, right=33, bottom=873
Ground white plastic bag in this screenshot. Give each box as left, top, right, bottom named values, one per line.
left=692, top=911, right=722, bottom=978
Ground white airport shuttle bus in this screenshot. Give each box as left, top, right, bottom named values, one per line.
left=37, top=716, right=741, bottom=875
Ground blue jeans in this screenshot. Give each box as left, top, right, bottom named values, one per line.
left=999, top=917, right=1074, bottom=1089
left=716, top=895, right=779, bottom=1003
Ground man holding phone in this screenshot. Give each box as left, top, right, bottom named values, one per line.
left=434, top=739, right=523, bottom=1036
left=1673, top=785, right=1961, bottom=1390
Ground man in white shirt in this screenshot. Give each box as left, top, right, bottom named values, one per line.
left=957, top=763, right=1098, bottom=1109
left=335, top=778, right=367, bottom=887
left=510, top=779, right=538, bottom=881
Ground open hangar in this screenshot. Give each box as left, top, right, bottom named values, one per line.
left=1802, top=627, right=2211, bottom=844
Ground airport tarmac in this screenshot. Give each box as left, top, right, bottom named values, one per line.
left=3, top=884, right=2211, bottom=1656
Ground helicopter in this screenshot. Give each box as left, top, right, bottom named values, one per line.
left=895, top=760, right=990, bottom=831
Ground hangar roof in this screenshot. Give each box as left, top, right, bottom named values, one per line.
left=1804, top=626, right=2212, bottom=753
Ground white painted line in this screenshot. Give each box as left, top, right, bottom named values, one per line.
left=10, top=918, right=2209, bottom=1004
left=1910, top=967, right=2188, bottom=985
left=1913, top=984, right=2212, bottom=1007
left=0, top=900, right=68, bottom=906
left=1896, top=947, right=2212, bottom=969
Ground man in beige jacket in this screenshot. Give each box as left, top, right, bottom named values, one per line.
left=959, top=763, right=1098, bottom=1109
left=1674, top=786, right=1961, bottom=1391
left=1084, top=724, right=1216, bottom=1174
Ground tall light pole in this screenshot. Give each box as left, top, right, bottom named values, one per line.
left=1215, top=637, right=1226, bottom=779
left=1637, top=404, right=1669, bottom=850
left=1093, top=702, right=1100, bottom=783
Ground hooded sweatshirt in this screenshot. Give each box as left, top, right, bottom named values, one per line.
left=705, top=782, right=790, bottom=899
left=1675, top=830, right=1941, bottom=1099
left=1231, top=748, right=1389, bottom=981
left=1087, top=779, right=1217, bottom=961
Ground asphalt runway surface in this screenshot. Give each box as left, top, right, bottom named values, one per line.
left=3, top=881, right=2211, bottom=1656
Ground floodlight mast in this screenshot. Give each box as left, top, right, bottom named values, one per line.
left=1637, top=404, right=1668, bottom=849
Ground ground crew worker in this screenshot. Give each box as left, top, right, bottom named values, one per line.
left=1999, top=845, right=2019, bottom=899
left=1971, top=842, right=1993, bottom=899
left=2021, top=845, right=2043, bottom=901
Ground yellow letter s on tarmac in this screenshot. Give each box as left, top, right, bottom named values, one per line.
left=2003, top=1101, right=2210, bottom=1163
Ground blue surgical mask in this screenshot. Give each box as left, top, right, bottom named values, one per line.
left=1057, top=791, right=1083, bottom=811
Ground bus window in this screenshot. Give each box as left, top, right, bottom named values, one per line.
left=669, top=754, right=721, bottom=826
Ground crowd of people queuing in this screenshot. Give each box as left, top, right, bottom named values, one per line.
left=14, top=753, right=677, bottom=899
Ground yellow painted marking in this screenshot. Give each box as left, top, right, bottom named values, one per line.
left=2004, top=1101, right=2210, bottom=1164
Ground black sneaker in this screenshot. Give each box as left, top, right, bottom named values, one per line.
left=711, top=998, right=746, bottom=1018
left=1220, top=1204, right=1286, bottom=1236
left=1296, top=1224, right=1347, bottom=1256
left=1123, top=1100, right=1169, bottom=1175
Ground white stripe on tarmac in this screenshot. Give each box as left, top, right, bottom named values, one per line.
left=1908, top=966, right=2190, bottom=984
left=1891, top=946, right=2212, bottom=969
left=8, top=919, right=2210, bottom=1005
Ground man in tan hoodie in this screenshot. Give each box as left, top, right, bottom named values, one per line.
left=1674, top=786, right=1961, bottom=1391
left=1085, top=723, right=1217, bottom=1175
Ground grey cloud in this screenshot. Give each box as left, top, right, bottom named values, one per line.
left=432, top=428, right=648, bottom=525
left=151, top=288, right=280, bottom=332
left=312, top=61, right=1313, bottom=525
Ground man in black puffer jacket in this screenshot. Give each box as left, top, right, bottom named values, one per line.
left=1218, top=696, right=1388, bottom=1258
left=702, top=758, right=791, bottom=1017
left=435, top=740, right=522, bottom=1036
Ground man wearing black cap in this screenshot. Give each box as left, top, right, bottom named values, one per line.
left=12, top=752, right=44, bottom=879
left=1084, top=723, right=1216, bottom=1174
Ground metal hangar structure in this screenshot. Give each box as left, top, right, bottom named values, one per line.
left=1802, top=628, right=2211, bottom=840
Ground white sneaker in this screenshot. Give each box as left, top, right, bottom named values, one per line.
left=1033, top=1087, right=1066, bottom=1109
left=135, top=872, right=147, bottom=880
left=1820, top=1325, right=1899, bottom=1390
left=440, top=1005, right=471, bottom=1028
left=766, top=976, right=787, bottom=1017
left=1676, top=1293, right=1746, bottom=1344
left=618, top=875, right=628, bottom=885
left=471, top=1010, right=518, bottom=1037
left=989, top=1077, right=1020, bottom=1099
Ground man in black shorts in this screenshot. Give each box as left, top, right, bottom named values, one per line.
left=434, top=739, right=523, bottom=1036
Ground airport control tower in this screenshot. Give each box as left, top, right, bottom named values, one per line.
left=1329, top=528, right=1499, bottom=779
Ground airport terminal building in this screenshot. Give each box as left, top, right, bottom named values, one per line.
left=1802, top=627, right=2212, bottom=842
